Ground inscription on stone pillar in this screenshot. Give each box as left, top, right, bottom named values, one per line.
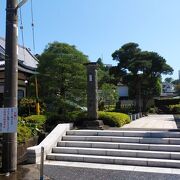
left=85, top=62, right=98, bottom=120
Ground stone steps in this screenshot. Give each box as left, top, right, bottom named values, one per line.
left=62, top=135, right=180, bottom=144
left=58, top=141, right=180, bottom=152
left=46, top=130, right=180, bottom=169
left=52, top=147, right=180, bottom=160
left=47, top=153, right=180, bottom=168
left=67, top=130, right=180, bottom=138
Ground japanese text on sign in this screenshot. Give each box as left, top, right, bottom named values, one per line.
left=0, top=108, right=18, bottom=133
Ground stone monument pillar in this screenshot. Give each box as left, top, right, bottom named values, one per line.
left=84, top=62, right=103, bottom=129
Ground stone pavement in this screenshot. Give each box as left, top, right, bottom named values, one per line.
left=121, top=114, right=177, bottom=130
left=44, top=162, right=180, bottom=180
left=0, top=164, right=50, bottom=180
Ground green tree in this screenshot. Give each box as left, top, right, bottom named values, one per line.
left=164, top=77, right=174, bottom=83
left=172, top=79, right=180, bottom=95
left=37, top=42, right=89, bottom=108
left=96, top=58, right=115, bottom=88
left=111, top=42, right=173, bottom=112
left=172, top=79, right=180, bottom=85
left=98, top=83, right=118, bottom=110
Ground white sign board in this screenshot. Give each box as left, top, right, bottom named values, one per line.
left=0, top=108, right=18, bottom=133
left=89, top=74, right=93, bottom=82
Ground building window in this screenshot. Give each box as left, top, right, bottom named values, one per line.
left=18, top=89, right=24, bottom=99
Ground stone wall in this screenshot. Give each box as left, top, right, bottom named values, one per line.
left=17, top=136, right=39, bottom=164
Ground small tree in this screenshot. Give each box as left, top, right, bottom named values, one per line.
left=96, top=58, right=115, bottom=88
left=98, top=83, right=118, bottom=110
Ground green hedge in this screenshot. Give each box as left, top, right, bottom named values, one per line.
left=154, top=98, right=180, bottom=114
left=155, top=98, right=180, bottom=106
left=98, top=111, right=131, bottom=127
left=74, top=111, right=131, bottom=127
left=45, top=111, right=131, bottom=130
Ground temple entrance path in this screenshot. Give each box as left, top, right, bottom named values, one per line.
left=121, top=114, right=177, bottom=130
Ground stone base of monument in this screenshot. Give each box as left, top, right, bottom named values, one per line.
left=82, top=120, right=104, bottom=129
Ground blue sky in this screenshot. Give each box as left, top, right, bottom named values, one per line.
left=0, top=0, right=180, bottom=80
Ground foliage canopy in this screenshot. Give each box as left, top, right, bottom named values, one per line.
left=37, top=42, right=89, bottom=107
left=110, top=42, right=173, bottom=111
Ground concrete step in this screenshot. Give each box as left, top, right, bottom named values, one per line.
left=46, top=153, right=180, bottom=168
left=58, top=141, right=180, bottom=152
left=52, top=146, right=180, bottom=160
left=62, top=135, right=180, bottom=145
left=66, top=130, right=180, bottom=138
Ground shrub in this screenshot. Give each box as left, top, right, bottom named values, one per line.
left=25, top=115, right=47, bottom=133
left=155, top=98, right=180, bottom=114
left=67, top=111, right=83, bottom=122
left=74, top=111, right=88, bottom=126
left=74, top=111, right=131, bottom=127
left=157, top=104, right=180, bottom=114
left=155, top=98, right=180, bottom=106
left=115, top=102, right=136, bottom=114
left=169, top=104, right=180, bottom=114
left=148, top=107, right=157, bottom=114
left=17, top=124, right=32, bottom=144
left=45, top=111, right=131, bottom=130
left=119, top=105, right=136, bottom=114
left=23, top=115, right=46, bottom=125
left=18, top=115, right=47, bottom=137
left=45, top=111, right=85, bottom=132
left=157, top=105, right=170, bottom=114
left=45, top=113, right=69, bottom=132
left=18, top=97, right=46, bottom=116
left=98, top=111, right=131, bottom=127
left=18, top=97, right=36, bottom=116
left=55, top=99, right=85, bottom=114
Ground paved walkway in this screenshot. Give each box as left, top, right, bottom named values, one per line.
left=0, top=164, right=50, bottom=180
left=121, top=114, right=177, bottom=130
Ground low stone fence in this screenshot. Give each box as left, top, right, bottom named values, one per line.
left=129, top=112, right=143, bottom=121
left=27, top=123, right=73, bottom=164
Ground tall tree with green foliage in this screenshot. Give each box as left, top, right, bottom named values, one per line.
left=111, top=42, right=173, bottom=111
left=96, top=58, right=115, bottom=88
left=37, top=42, right=89, bottom=108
